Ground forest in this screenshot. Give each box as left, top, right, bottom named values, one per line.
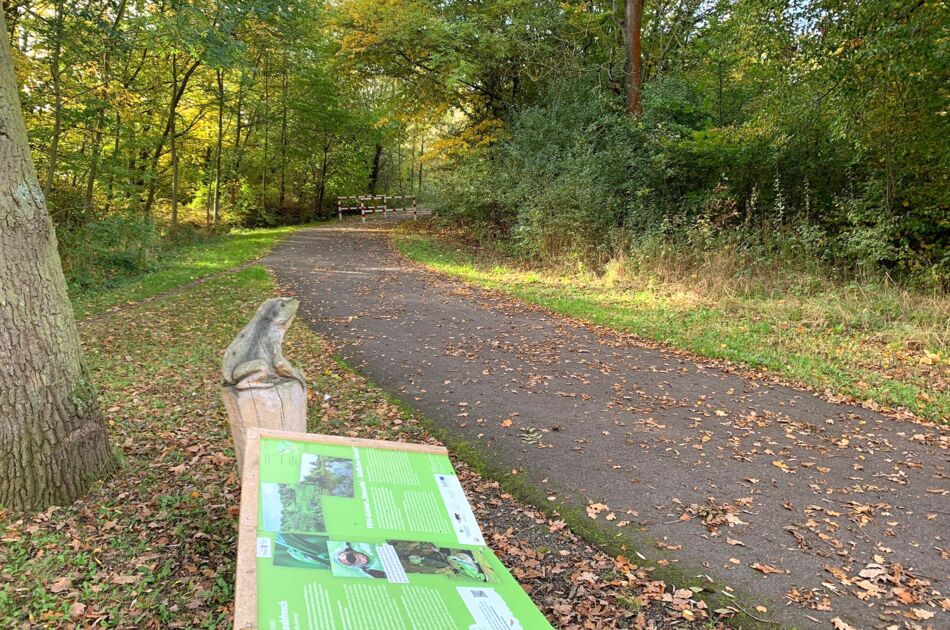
left=6, top=0, right=947, bottom=291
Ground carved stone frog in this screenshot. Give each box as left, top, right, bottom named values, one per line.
left=222, top=297, right=306, bottom=389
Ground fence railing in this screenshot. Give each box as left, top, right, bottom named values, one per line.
left=337, top=195, right=418, bottom=222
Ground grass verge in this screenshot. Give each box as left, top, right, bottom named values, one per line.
left=394, top=225, right=948, bottom=424
left=70, top=225, right=306, bottom=320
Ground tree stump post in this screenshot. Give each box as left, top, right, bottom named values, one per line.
left=220, top=380, right=306, bottom=472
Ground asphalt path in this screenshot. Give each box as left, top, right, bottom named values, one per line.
left=265, top=219, right=949, bottom=628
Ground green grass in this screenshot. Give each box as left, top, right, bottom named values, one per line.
left=70, top=224, right=306, bottom=320
left=395, top=230, right=949, bottom=424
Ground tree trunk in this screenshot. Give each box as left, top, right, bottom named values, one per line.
left=143, top=56, right=200, bottom=218
left=261, top=57, right=269, bottom=210
left=213, top=68, right=224, bottom=226
left=623, top=0, right=644, bottom=116
left=316, top=139, right=330, bottom=217
left=84, top=0, right=125, bottom=215
left=0, top=14, right=114, bottom=510
left=368, top=143, right=383, bottom=194
left=201, top=145, right=212, bottom=228
left=85, top=106, right=105, bottom=214
left=279, top=59, right=288, bottom=209
left=417, top=139, right=424, bottom=192
left=42, top=0, right=64, bottom=201
left=229, top=74, right=244, bottom=206
left=169, top=54, right=179, bottom=230
left=103, top=111, right=121, bottom=214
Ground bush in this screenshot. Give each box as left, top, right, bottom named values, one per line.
left=429, top=70, right=947, bottom=289
left=59, top=215, right=162, bottom=291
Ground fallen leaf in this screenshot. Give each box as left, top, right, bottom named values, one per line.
left=110, top=574, right=139, bottom=585
left=751, top=562, right=784, bottom=575
left=586, top=502, right=608, bottom=519
left=68, top=602, right=86, bottom=620
left=49, top=577, right=72, bottom=593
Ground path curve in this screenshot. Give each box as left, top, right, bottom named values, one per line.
left=265, top=220, right=949, bottom=628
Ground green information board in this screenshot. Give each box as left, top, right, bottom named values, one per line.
left=234, top=429, right=553, bottom=630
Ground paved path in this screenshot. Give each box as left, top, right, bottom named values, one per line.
left=266, top=220, right=949, bottom=628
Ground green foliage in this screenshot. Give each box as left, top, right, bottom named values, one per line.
left=59, top=216, right=162, bottom=290
left=69, top=224, right=303, bottom=319
left=360, top=0, right=942, bottom=288
left=11, top=0, right=396, bottom=237
left=9, top=0, right=945, bottom=285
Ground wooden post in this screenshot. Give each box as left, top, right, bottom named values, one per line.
left=337, top=198, right=342, bottom=220
left=219, top=298, right=308, bottom=473
left=360, top=198, right=366, bottom=223
left=412, top=195, right=417, bottom=219
left=220, top=381, right=306, bottom=472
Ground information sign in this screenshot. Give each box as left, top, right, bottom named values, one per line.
left=234, top=429, right=553, bottom=629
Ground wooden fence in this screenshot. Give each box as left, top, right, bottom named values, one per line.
left=337, top=194, right=418, bottom=222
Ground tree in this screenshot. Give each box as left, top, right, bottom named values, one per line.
left=41, top=0, right=64, bottom=200
left=0, top=12, right=114, bottom=510
left=623, top=0, right=644, bottom=115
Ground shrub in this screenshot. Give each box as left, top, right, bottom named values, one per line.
left=59, top=215, right=162, bottom=291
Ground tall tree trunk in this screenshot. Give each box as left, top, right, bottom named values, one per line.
left=396, top=144, right=404, bottom=195
left=623, top=0, right=644, bottom=116
left=417, top=139, right=424, bottom=192
left=261, top=57, right=269, bottom=210
left=408, top=144, right=414, bottom=195
left=278, top=58, right=287, bottom=209
left=42, top=0, right=64, bottom=200
left=85, top=106, right=105, bottom=214
left=169, top=54, right=179, bottom=231
left=316, top=138, right=330, bottom=218
left=103, top=111, right=121, bottom=214
left=0, top=14, right=114, bottom=510
left=201, top=146, right=212, bottom=228
left=213, top=68, right=224, bottom=226
left=368, top=143, right=383, bottom=194
left=86, top=0, right=127, bottom=215
left=229, top=75, right=244, bottom=206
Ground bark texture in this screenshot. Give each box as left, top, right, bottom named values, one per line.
left=0, top=14, right=114, bottom=510
left=624, top=0, right=644, bottom=115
